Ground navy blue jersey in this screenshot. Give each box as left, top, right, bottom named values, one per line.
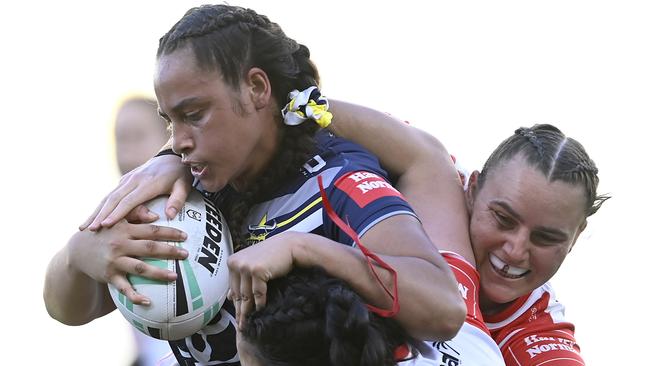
left=169, top=131, right=416, bottom=365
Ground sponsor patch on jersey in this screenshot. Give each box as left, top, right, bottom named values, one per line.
left=334, top=171, right=403, bottom=208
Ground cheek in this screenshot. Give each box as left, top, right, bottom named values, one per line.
left=532, top=247, right=569, bottom=277
left=469, top=215, right=498, bottom=257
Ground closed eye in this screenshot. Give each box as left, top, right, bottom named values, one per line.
left=492, top=210, right=515, bottom=229
left=531, top=231, right=566, bottom=246
left=184, top=110, right=203, bottom=123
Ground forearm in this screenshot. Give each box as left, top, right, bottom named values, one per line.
left=289, top=232, right=465, bottom=340
left=43, top=233, right=114, bottom=325
left=329, top=99, right=448, bottom=176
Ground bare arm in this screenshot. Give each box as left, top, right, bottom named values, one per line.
left=44, top=222, right=188, bottom=325
left=329, top=100, right=475, bottom=264
left=44, top=232, right=115, bottom=325
left=228, top=217, right=466, bottom=341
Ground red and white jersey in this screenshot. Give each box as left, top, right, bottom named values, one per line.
left=451, top=156, right=583, bottom=365
left=399, top=252, right=504, bottom=366
left=484, top=283, right=584, bottom=365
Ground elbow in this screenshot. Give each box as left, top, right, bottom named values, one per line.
left=406, top=292, right=466, bottom=341
left=43, top=290, right=82, bottom=326
left=435, top=299, right=466, bottom=341
left=43, top=284, right=97, bottom=326
left=436, top=276, right=468, bottom=340
left=44, top=301, right=95, bottom=327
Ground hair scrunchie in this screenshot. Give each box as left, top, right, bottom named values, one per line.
left=281, top=86, right=332, bottom=128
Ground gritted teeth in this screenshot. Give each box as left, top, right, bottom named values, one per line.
left=489, top=254, right=529, bottom=278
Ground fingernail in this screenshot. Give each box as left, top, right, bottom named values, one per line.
left=167, top=207, right=178, bottom=219
left=167, top=272, right=177, bottom=280
left=179, top=249, right=189, bottom=258
left=141, top=299, right=151, bottom=306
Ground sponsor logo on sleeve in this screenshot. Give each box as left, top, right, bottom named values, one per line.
left=334, top=171, right=403, bottom=208
left=523, top=334, right=578, bottom=359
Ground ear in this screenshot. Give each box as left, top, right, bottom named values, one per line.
left=465, top=170, right=480, bottom=214
left=245, top=67, right=272, bottom=110
left=568, top=220, right=588, bottom=253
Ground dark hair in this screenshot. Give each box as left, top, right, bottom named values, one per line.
left=158, top=4, right=320, bottom=249
left=477, top=124, right=609, bottom=217
left=241, top=267, right=413, bottom=366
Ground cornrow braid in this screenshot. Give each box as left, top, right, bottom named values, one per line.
left=159, top=5, right=271, bottom=54
left=479, top=123, right=609, bottom=218
left=242, top=267, right=413, bottom=366
left=515, top=127, right=544, bottom=158
left=573, top=160, right=599, bottom=175
left=550, top=145, right=609, bottom=216
left=157, top=4, right=322, bottom=250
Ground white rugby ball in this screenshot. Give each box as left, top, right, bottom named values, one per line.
left=108, top=189, right=233, bottom=341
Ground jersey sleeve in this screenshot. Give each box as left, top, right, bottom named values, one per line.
left=500, top=325, right=583, bottom=365
left=323, top=170, right=416, bottom=245
left=440, top=251, right=490, bottom=335
left=485, top=284, right=584, bottom=366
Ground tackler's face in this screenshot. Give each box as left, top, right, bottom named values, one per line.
left=466, top=155, right=587, bottom=309
left=154, top=47, right=274, bottom=193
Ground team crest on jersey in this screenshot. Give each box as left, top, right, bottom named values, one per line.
left=334, top=171, right=402, bottom=208
left=246, top=214, right=277, bottom=245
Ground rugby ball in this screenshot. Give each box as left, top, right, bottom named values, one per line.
left=108, top=189, right=233, bottom=340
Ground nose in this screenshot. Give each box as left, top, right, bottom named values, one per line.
left=502, top=229, right=530, bottom=264
left=171, top=123, right=193, bottom=156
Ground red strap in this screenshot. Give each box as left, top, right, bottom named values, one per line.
left=317, top=175, right=400, bottom=317
left=393, top=344, right=411, bottom=361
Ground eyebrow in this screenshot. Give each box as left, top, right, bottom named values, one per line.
left=158, top=97, right=203, bottom=119
left=491, top=200, right=569, bottom=239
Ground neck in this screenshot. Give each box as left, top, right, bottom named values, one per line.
left=478, top=289, right=514, bottom=316
left=231, top=118, right=282, bottom=192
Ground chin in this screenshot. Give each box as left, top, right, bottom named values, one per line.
left=484, top=285, right=517, bottom=305
left=481, top=273, right=529, bottom=306
left=199, top=179, right=227, bottom=193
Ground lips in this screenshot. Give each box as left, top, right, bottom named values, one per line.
left=489, top=254, right=529, bottom=279
left=182, top=158, right=207, bottom=180
left=190, top=163, right=207, bottom=179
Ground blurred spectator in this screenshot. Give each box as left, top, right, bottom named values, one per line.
left=114, top=95, right=172, bottom=366
left=114, top=96, right=169, bottom=175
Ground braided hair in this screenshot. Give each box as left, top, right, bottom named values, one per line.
left=477, top=124, right=609, bottom=217
left=241, top=267, right=413, bottom=366
left=158, top=5, right=320, bottom=249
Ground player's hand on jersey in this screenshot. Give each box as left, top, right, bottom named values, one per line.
left=80, top=154, right=192, bottom=231
left=71, top=220, right=188, bottom=304
left=227, top=232, right=300, bottom=329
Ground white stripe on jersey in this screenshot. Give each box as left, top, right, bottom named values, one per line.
left=284, top=208, right=323, bottom=234
left=486, top=283, right=563, bottom=330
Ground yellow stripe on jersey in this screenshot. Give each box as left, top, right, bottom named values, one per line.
left=276, top=196, right=322, bottom=228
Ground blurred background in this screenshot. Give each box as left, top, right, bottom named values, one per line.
left=1, top=0, right=647, bottom=364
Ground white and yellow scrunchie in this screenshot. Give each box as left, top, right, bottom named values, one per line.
left=281, top=86, right=332, bottom=128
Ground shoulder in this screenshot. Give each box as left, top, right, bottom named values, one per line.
left=314, top=130, right=387, bottom=177
left=485, top=284, right=583, bottom=366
